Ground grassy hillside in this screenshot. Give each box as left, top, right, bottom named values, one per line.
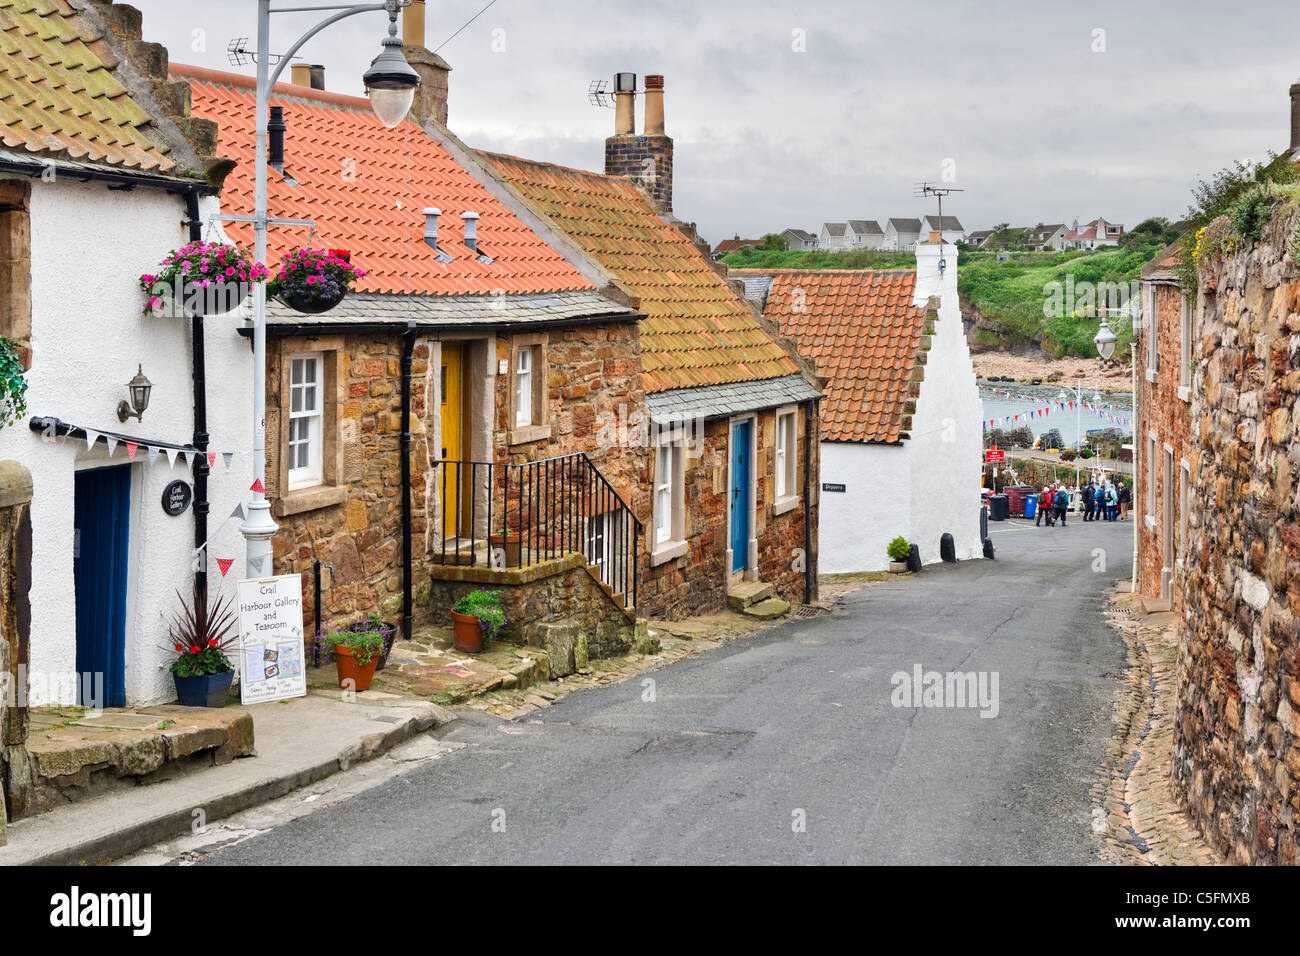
left=724, top=243, right=1164, bottom=358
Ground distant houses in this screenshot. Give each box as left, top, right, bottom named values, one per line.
left=882, top=218, right=923, bottom=251
left=1060, top=217, right=1125, bottom=250
left=782, top=228, right=817, bottom=250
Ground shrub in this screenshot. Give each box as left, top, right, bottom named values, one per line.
left=887, top=536, right=911, bottom=562
left=1078, top=448, right=1094, bottom=459
left=0, top=337, right=28, bottom=431
left=1060, top=449, right=1076, bottom=462
left=162, top=586, right=238, bottom=677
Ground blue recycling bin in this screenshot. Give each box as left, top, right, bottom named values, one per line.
left=1024, top=495, right=1036, bottom=519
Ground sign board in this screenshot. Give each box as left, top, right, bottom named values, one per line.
left=236, top=574, right=307, bottom=705
left=821, top=482, right=847, bottom=493
left=161, top=479, right=192, bottom=516
left=984, top=448, right=1005, bottom=463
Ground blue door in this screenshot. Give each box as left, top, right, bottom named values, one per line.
left=75, top=465, right=131, bottom=708
left=730, top=421, right=751, bottom=572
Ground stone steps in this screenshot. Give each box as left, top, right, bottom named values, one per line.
left=727, top=581, right=790, bottom=620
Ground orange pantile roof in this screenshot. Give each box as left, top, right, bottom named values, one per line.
left=480, top=152, right=801, bottom=393
left=176, top=66, right=595, bottom=297
left=0, top=0, right=177, bottom=172
left=751, top=269, right=928, bottom=444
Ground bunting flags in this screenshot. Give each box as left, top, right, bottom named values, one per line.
left=105, top=435, right=119, bottom=456
left=84, top=429, right=99, bottom=451
left=250, top=478, right=265, bottom=494
left=216, top=558, right=235, bottom=578
left=125, top=441, right=138, bottom=461
left=207, top=451, right=217, bottom=468
left=222, top=452, right=234, bottom=471
left=165, top=447, right=179, bottom=467
left=230, top=503, right=245, bottom=521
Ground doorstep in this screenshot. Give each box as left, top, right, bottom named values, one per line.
left=0, top=689, right=450, bottom=865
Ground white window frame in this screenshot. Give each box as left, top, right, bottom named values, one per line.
left=651, top=435, right=686, bottom=565
left=287, top=352, right=323, bottom=490
left=1179, top=293, right=1192, bottom=394
left=1145, top=285, right=1159, bottom=377
left=773, top=405, right=799, bottom=514
left=1146, top=431, right=1158, bottom=528
left=514, top=346, right=533, bottom=427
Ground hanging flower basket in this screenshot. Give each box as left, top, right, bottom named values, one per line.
left=269, top=248, right=367, bottom=315
left=140, top=241, right=269, bottom=318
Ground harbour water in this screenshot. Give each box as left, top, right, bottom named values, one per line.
left=979, top=381, right=1133, bottom=448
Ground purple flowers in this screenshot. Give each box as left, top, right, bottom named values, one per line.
left=268, top=247, right=367, bottom=309
left=139, top=240, right=270, bottom=316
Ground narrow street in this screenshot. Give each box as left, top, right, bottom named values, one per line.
left=197, top=518, right=1133, bottom=866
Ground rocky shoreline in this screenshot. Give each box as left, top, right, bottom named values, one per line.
left=972, top=351, right=1132, bottom=393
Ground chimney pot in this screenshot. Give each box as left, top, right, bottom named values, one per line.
left=1291, top=82, right=1300, bottom=154
left=308, top=64, right=326, bottom=90
left=423, top=207, right=441, bottom=246
left=403, top=0, right=426, bottom=48
left=461, top=211, right=479, bottom=252
left=290, top=63, right=312, bottom=87
left=613, top=72, right=636, bottom=136
left=644, top=74, right=664, bottom=134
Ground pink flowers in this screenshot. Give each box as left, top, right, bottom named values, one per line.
left=139, top=240, right=270, bottom=316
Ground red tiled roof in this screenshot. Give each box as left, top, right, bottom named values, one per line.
left=747, top=269, right=927, bottom=443
left=714, top=237, right=760, bottom=254
left=174, top=65, right=594, bottom=297
left=481, top=152, right=801, bottom=393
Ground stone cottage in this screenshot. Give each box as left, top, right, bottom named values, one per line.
left=481, top=74, right=824, bottom=618
left=178, top=9, right=649, bottom=651
left=0, top=0, right=251, bottom=706
left=732, top=236, right=983, bottom=572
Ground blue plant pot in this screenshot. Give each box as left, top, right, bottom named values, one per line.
left=173, top=669, right=234, bottom=707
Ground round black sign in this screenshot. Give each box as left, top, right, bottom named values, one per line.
left=162, top=479, right=192, bottom=516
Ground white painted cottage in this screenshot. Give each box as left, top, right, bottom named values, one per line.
left=0, top=0, right=251, bottom=706
left=748, top=242, right=983, bottom=571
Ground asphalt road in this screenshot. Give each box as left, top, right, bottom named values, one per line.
left=201, top=516, right=1132, bottom=865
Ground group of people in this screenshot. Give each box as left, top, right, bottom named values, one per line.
left=1033, top=478, right=1131, bottom=527
left=1082, top=478, right=1129, bottom=522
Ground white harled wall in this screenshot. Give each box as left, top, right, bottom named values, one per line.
left=0, top=177, right=253, bottom=706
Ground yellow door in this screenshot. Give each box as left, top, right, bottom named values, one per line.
left=440, top=343, right=463, bottom=539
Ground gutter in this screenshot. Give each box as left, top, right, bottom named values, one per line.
left=183, top=190, right=210, bottom=601
left=804, top=400, right=815, bottom=604
left=0, top=155, right=217, bottom=197
left=400, top=323, right=416, bottom=643
left=235, top=311, right=645, bottom=340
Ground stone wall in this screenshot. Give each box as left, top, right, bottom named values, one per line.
left=0, top=460, right=32, bottom=843
left=1176, top=208, right=1300, bottom=863
left=429, top=554, right=640, bottom=669
left=1136, top=281, right=1195, bottom=604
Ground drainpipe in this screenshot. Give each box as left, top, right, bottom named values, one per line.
left=184, top=189, right=209, bottom=600
left=400, top=322, right=416, bottom=641
left=804, top=400, right=814, bottom=604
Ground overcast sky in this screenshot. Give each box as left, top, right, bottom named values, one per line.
left=131, top=0, right=1300, bottom=243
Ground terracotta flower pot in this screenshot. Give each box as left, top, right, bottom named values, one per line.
left=489, top=533, right=522, bottom=567
left=451, top=609, right=484, bottom=653
left=333, top=643, right=378, bottom=692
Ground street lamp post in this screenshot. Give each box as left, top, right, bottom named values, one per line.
left=240, top=0, right=419, bottom=578
left=1057, top=377, right=1102, bottom=491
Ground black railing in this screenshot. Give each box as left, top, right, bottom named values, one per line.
left=434, top=453, right=641, bottom=611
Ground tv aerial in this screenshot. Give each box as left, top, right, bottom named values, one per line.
left=227, top=37, right=287, bottom=68
left=914, top=182, right=965, bottom=272
left=588, top=79, right=614, bottom=108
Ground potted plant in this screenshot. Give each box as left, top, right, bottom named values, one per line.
left=489, top=524, right=523, bottom=567
left=162, top=586, right=238, bottom=707
left=316, top=617, right=387, bottom=692
left=450, top=588, right=506, bottom=654
left=140, top=240, right=270, bottom=318
left=0, top=336, right=28, bottom=432
left=268, top=248, right=367, bottom=314
left=887, top=536, right=911, bottom=574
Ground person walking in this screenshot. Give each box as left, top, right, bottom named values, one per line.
left=1054, top=482, right=1069, bottom=526
left=1036, top=486, right=1050, bottom=527
left=1118, top=481, right=1131, bottom=521
left=1082, top=481, right=1095, bottom=521
left=1105, top=483, right=1118, bottom=521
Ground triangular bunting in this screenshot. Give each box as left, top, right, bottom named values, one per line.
left=105, top=436, right=119, bottom=456
left=147, top=445, right=161, bottom=464
left=125, top=441, right=139, bottom=461
left=177, top=451, right=190, bottom=466
left=250, top=477, right=265, bottom=494
left=84, top=429, right=99, bottom=451
left=222, top=452, right=234, bottom=471
left=207, top=451, right=216, bottom=468
left=230, top=502, right=245, bottom=521
left=165, top=447, right=178, bottom=467
left=216, top=557, right=235, bottom=578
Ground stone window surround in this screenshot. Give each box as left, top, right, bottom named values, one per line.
left=773, top=403, right=800, bottom=516
left=508, top=331, right=551, bottom=446
left=1144, top=429, right=1158, bottom=531
left=1179, top=293, right=1193, bottom=393
left=0, top=180, right=31, bottom=363
left=649, top=429, right=687, bottom=567
left=1144, top=284, right=1158, bottom=378
left=273, top=335, right=348, bottom=518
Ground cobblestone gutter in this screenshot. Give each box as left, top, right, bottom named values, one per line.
left=1093, top=586, right=1221, bottom=865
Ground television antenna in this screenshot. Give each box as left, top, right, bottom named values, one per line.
left=587, top=79, right=614, bottom=108
left=227, top=37, right=287, bottom=68
left=914, top=182, right=964, bottom=273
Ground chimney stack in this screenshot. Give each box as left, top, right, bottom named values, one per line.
left=1291, top=82, right=1300, bottom=155
left=308, top=64, right=325, bottom=90
left=604, top=71, right=673, bottom=215
left=402, top=0, right=451, bottom=126
left=461, top=211, right=479, bottom=252
left=290, top=62, right=311, bottom=87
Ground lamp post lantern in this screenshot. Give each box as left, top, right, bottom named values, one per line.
left=240, top=0, right=419, bottom=579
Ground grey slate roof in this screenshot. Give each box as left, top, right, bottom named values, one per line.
left=739, top=274, right=774, bottom=303
left=646, top=373, right=823, bottom=423
left=264, top=289, right=637, bottom=329
left=921, top=215, right=964, bottom=232
left=822, top=222, right=847, bottom=236
left=782, top=228, right=815, bottom=241
left=847, top=219, right=883, bottom=235
left=887, top=218, right=922, bottom=233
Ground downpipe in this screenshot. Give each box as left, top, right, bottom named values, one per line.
left=400, top=323, right=415, bottom=641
